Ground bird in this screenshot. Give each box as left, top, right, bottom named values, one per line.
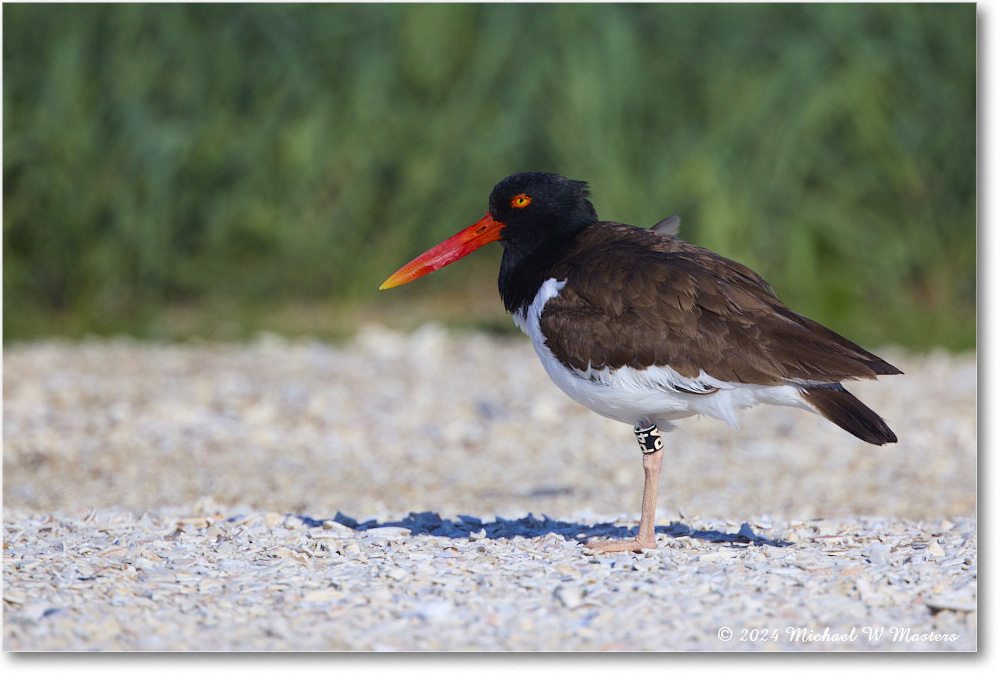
left=379, top=172, right=900, bottom=553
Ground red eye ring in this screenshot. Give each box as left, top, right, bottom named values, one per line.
left=510, top=194, right=531, bottom=208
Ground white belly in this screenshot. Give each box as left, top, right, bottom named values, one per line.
left=512, top=278, right=813, bottom=430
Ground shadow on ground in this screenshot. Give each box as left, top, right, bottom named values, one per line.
left=292, top=511, right=791, bottom=547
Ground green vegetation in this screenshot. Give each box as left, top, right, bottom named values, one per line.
left=3, top=3, right=975, bottom=349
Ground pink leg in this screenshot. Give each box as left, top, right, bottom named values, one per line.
left=586, top=425, right=664, bottom=553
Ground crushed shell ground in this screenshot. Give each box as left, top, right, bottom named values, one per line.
left=3, top=326, right=977, bottom=651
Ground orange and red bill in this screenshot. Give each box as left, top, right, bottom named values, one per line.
left=379, top=214, right=505, bottom=290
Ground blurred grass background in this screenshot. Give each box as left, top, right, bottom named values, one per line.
left=3, top=3, right=975, bottom=350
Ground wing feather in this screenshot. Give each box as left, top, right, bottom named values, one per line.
left=538, top=223, right=900, bottom=385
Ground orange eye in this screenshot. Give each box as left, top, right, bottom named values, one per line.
left=510, top=194, right=531, bottom=208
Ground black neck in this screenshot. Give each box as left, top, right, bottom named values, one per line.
left=498, top=230, right=579, bottom=315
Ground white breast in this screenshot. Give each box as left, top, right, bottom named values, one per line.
left=512, top=278, right=814, bottom=431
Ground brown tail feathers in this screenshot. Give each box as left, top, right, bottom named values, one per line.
left=800, top=384, right=897, bottom=446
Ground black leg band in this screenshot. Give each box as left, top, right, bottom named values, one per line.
left=634, top=423, right=663, bottom=454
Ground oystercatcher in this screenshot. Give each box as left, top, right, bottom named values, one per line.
left=380, top=172, right=900, bottom=552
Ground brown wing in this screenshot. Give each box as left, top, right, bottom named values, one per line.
left=539, top=223, right=901, bottom=385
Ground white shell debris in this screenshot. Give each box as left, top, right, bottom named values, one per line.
left=865, top=544, right=891, bottom=566
left=3, top=331, right=976, bottom=651
left=2, top=508, right=977, bottom=651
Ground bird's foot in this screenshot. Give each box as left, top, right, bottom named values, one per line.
left=584, top=536, right=656, bottom=554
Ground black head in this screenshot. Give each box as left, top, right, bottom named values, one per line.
left=485, top=173, right=599, bottom=312
left=379, top=172, right=599, bottom=310
left=488, top=173, right=599, bottom=255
